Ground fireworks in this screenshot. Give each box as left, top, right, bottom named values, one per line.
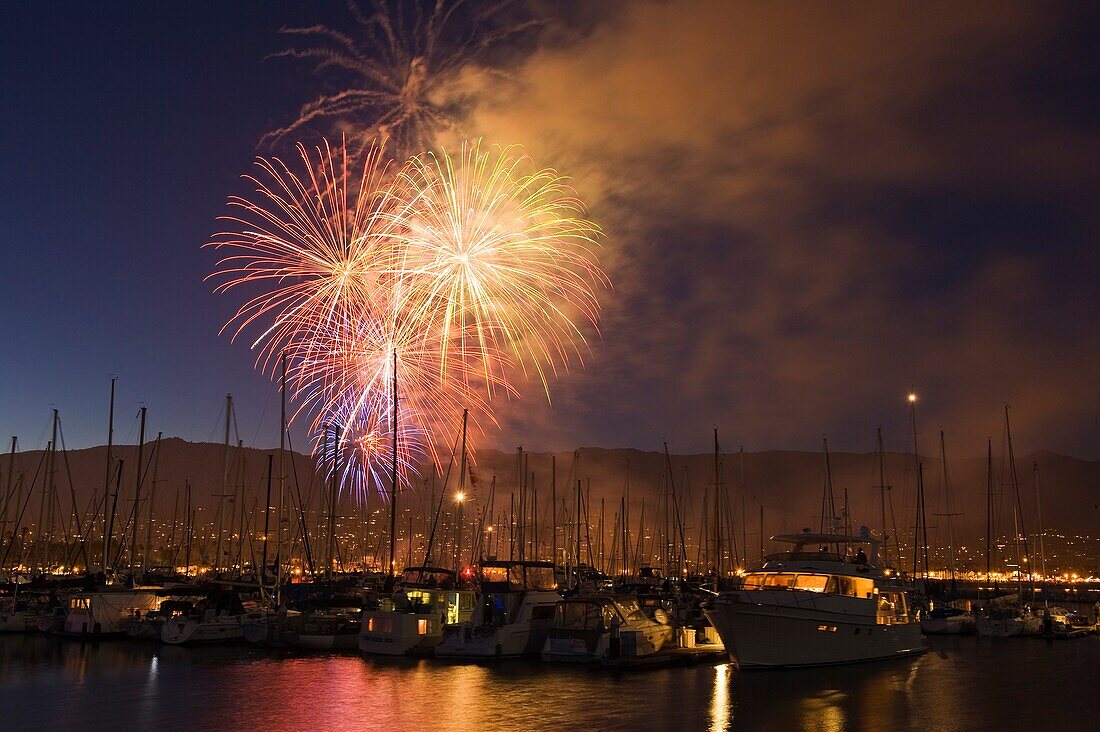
left=208, top=138, right=605, bottom=503
left=394, top=141, right=606, bottom=396
left=208, top=139, right=403, bottom=379
left=265, top=0, right=544, bottom=156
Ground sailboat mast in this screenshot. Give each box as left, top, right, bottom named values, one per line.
left=327, top=424, right=340, bottom=579
left=985, top=438, right=993, bottom=584
left=574, top=475, right=582, bottom=579
left=105, top=460, right=123, bottom=575
left=1033, top=462, right=1047, bottom=586
left=261, top=453, right=273, bottom=591
left=1005, top=405, right=1031, bottom=589
left=183, top=480, right=192, bottom=576
left=40, top=410, right=59, bottom=571
left=141, top=432, right=162, bottom=574
left=551, top=456, right=557, bottom=568
left=876, top=428, right=890, bottom=567
left=908, top=392, right=920, bottom=576
left=713, top=428, right=720, bottom=591
left=939, top=430, right=957, bottom=581
left=387, top=348, right=398, bottom=578
left=456, top=409, right=468, bottom=571
left=215, top=393, right=231, bottom=573
left=0, top=437, right=15, bottom=555
left=276, top=353, right=286, bottom=604
left=100, top=377, right=116, bottom=574
left=128, top=406, right=147, bottom=572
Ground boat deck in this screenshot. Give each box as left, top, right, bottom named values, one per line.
left=600, top=644, right=726, bottom=670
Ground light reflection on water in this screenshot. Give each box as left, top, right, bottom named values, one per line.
left=1, top=635, right=1098, bottom=730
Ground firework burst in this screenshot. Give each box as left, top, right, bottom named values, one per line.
left=393, top=140, right=607, bottom=397
left=208, top=137, right=605, bottom=503
left=206, top=138, right=403, bottom=378
left=265, top=0, right=543, bottom=156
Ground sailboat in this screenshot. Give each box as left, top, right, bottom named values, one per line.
left=976, top=406, right=1043, bottom=638
left=160, top=588, right=248, bottom=644
left=920, top=431, right=975, bottom=635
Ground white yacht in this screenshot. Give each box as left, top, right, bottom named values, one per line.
left=703, top=530, right=926, bottom=669
left=160, top=589, right=248, bottom=644
left=435, top=560, right=561, bottom=659
left=359, top=567, right=475, bottom=656
left=541, top=595, right=675, bottom=663
left=919, top=604, right=976, bottom=635
left=59, top=588, right=161, bottom=638
left=975, top=597, right=1043, bottom=637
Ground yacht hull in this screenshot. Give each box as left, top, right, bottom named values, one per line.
left=920, top=615, right=975, bottom=635
left=436, top=620, right=551, bottom=659
left=0, top=610, right=37, bottom=633
left=704, top=598, right=925, bottom=669
left=161, top=616, right=245, bottom=644
left=358, top=610, right=441, bottom=656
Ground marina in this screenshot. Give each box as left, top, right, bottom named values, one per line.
left=2, top=0, right=1098, bottom=729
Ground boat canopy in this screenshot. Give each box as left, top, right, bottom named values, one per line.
left=770, top=528, right=882, bottom=566
left=479, top=561, right=557, bottom=591
left=402, top=567, right=456, bottom=589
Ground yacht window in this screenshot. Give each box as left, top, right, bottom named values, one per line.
left=741, top=574, right=767, bottom=589
left=417, top=618, right=429, bottom=635
left=481, top=566, right=510, bottom=584
left=793, top=575, right=830, bottom=592
left=525, top=566, right=557, bottom=591
left=530, top=605, right=555, bottom=622
left=762, top=574, right=796, bottom=589
left=559, top=602, right=602, bottom=630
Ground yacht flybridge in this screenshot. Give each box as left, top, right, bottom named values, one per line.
left=435, top=560, right=561, bottom=659
left=359, top=567, right=475, bottom=656
left=703, top=529, right=926, bottom=669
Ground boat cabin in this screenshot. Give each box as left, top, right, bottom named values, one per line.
left=739, top=530, right=912, bottom=625
left=478, top=560, right=557, bottom=593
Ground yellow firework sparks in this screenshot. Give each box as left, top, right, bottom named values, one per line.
left=208, top=137, right=606, bottom=496
left=393, top=140, right=607, bottom=398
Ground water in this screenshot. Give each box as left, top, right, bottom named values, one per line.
left=1, top=634, right=1097, bottom=731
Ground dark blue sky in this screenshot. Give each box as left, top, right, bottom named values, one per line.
left=0, top=2, right=329, bottom=451
left=1, top=2, right=1097, bottom=457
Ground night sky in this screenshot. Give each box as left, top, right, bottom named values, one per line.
left=1, top=1, right=1097, bottom=458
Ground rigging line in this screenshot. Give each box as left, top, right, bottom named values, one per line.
left=248, top=377, right=277, bottom=449
left=0, top=450, right=48, bottom=568
left=285, top=429, right=316, bottom=577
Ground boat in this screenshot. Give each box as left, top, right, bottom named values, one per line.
left=0, top=593, right=46, bottom=633
left=56, top=588, right=161, bottom=638
left=160, top=589, right=248, bottom=644
left=435, top=560, right=561, bottom=659
left=541, top=595, right=675, bottom=663
left=975, top=601, right=1043, bottom=637
left=702, top=529, right=926, bottom=669
left=918, top=432, right=976, bottom=636
left=358, top=567, right=474, bottom=656
left=284, top=609, right=361, bottom=650
left=1049, top=607, right=1096, bottom=639
left=919, top=604, right=976, bottom=635
left=122, top=590, right=210, bottom=640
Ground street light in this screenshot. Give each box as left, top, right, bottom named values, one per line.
left=453, top=491, right=465, bottom=574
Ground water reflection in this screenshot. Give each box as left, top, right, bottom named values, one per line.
left=709, top=663, right=731, bottom=731
left=1, top=635, right=1097, bottom=730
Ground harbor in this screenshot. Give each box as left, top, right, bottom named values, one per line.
left=3, top=0, right=1099, bottom=729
